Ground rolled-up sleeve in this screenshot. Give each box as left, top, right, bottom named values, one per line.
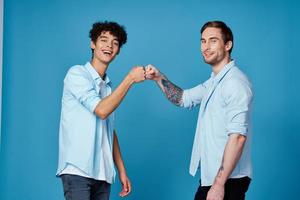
left=222, top=78, right=253, bottom=136
left=181, top=83, right=207, bottom=109
left=64, top=66, right=101, bottom=113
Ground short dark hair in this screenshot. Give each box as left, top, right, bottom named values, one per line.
left=89, top=21, right=127, bottom=48
left=201, top=21, right=234, bottom=54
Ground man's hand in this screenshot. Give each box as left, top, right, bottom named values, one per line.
left=145, top=64, right=183, bottom=105
left=207, top=182, right=225, bottom=200
left=128, top=66, right=146, bottom=83
left=145, top=64, right=163, bottom=81
left=119, top=171, right=132, bottom=197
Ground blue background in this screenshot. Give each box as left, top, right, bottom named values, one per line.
left=1, top=0, right=299, bottom=199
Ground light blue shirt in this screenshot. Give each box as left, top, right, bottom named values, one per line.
left=182, top=60, right=253, bottom=186
left=56, top=62, right=116, bottom=183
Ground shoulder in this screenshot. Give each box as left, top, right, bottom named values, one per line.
left=221, top=67, right=253, bottom=100
left=67, top=64, right=88, bottom=75
left=65, top=64, right=91, bottom=79
left=223, top=67, right=252, bottom=89
left=64, top=64, right=92, bottom=84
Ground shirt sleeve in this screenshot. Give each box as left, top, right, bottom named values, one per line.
left=222, top=78, right=253, bottom=136
left=64, top=66, right=101, bottom=113
left=181, top=83, right=207, bottom=109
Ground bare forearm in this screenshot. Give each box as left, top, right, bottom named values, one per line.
left=95, top=75, right=134, bottom=119
left=113, top=131, right=126, bottom=174
left=214, top=134, right=246, bottom=185
left=156, top=74, right=183, bottom=106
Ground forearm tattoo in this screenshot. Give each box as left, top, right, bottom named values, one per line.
left=161, top=78, right=183, bottom=106
left=216, top=156, right=225, bottom=179
left=216, top=165, right=224, bottom=179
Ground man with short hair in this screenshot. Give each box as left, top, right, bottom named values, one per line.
left=146, top=21, right=253, bottom=200
left=56, top=21, right=145, bottom=200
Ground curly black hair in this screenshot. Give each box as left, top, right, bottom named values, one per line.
left=89, top=21, right=127, bottom=48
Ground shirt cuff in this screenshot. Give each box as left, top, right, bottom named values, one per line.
left=227, top=123, right=248, bottom=136
left=85, top=97, right=101, bottom=113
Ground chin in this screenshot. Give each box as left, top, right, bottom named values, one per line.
left=100, top=57, right=114, bottom=64
left=204, top=59, right=214, bottom=65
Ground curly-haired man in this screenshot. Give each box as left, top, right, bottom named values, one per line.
left=56, top=21, right=145, bottom=200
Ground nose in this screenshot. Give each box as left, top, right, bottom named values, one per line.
left=107, top=42, right=112, bottom=48
left=201, top=42, right=209, bottom=52
left=105, top=40, right=113, bottom=48
left=201, top=43, right=207, bottom=52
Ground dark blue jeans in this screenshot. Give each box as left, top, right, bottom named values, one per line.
left=60, top=174, right=111, bottom=200
left=194, top=176, right=251, bottom=200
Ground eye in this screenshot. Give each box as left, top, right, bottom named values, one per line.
left=113, top=41, right=119, bottom=46
left=211, top=39, right=217, bottom=43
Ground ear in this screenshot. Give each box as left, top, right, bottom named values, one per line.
left=225, top=41, right=233, bottom=52
left=90, top=41, right=96, bottom=50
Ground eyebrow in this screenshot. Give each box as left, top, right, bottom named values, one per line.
left=99, top=35, right=119, bottom=42
left=201, top=36, right=220, bottom=40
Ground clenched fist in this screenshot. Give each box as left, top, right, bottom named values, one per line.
left=128, top=66, right=146, bottom=83
left=145, top=64, right=162, bottom=81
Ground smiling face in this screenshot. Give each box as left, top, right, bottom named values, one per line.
left=201, top=27, right=232, bottom=68
left=90, top=31, right=120, bottom=65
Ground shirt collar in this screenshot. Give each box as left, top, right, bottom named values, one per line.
left=85, top=62, right=111, bottom=85
left=210, top=60, right=235, bottom=83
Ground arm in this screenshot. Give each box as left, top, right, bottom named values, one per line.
left=113, top=130, right=131, bottom=197
left=145, top=64, right=183, bottom=106
left=95, top=67, right=145, bottom=119
left=207, top=78, right=252, bottom=200
left=207, top=133, right=246, bottom=200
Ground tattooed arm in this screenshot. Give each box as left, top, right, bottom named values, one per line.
left=145, top=65, right=183, bottom=106
left=207, top=133, right=246, bottom=200
left=158, top=75, right=183, bottom=106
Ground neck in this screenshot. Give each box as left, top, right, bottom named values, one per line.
left=90, top=58, right=108, bottom=79
left=212, top=56, right=231, bottom=75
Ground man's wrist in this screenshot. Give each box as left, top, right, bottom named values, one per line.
left=125, top=74, right=135, bottom=85
left=118, top=169, right=127, bottom=176
left=214, top=176, right=226, bottom=186
left=156, top=74, right=164, bottom=83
